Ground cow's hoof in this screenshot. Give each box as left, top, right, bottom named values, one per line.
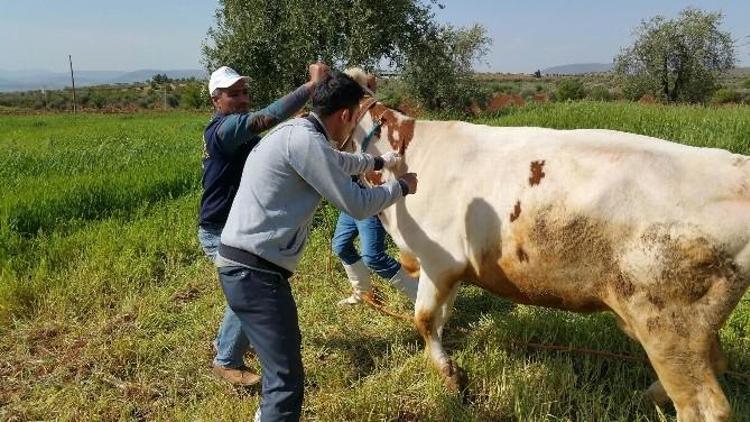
left=645, top=380, right=671, bottom=405
left=440, top=360, right=468, bottom=393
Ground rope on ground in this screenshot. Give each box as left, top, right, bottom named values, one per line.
left=511, top=340, right=750, bottom=383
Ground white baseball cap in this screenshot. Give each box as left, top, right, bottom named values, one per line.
left=208, top=66, right=249, bottom=96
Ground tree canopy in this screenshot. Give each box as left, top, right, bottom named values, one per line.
left=202, top=0, right=490, bottom=111
left=614, top=8, right=736, bottom=103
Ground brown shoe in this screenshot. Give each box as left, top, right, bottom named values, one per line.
left=212, top=365, right=261, bottom=386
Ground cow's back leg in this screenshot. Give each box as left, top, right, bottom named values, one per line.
left=635, top=325, right=730, bottom=422
left=414, top=273, right=466, bottom=392
left=646, top=334, right=728, bottom=407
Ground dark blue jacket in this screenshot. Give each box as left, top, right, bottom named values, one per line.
left=199, top=84, right=311, bottom=227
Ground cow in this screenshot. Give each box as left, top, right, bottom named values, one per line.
left=344, top=96, right=750, bottom=422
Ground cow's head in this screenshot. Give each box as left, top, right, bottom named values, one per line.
left=341, top=96, right=416, bottom=186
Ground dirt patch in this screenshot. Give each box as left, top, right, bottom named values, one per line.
left=487, top=93, right=525, bottom=112
left=172, top=284, right=205, bottom=306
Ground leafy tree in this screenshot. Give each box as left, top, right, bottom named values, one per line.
left=202, top=0, right=490, bottom=112
left=533, top=69, right=542, bottom=78
left=614, top=8, right=735, bottom=103
left=151, top=73, right=171, bottom=84
left=401, top=24, right=491, bottom=111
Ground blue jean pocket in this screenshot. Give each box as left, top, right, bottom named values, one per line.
left=219, top=266, right=287, bottom=312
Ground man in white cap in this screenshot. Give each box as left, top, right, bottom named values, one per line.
left=198, top=63, right=328, bottom=385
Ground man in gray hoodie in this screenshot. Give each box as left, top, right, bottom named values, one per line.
left=216, top=72, right=417, bottom=422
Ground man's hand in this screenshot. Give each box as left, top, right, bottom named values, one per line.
left=307, top=63, right=330, bottom=87
left=380, top=151, right=402, bottom=169
left=398, top=173, right=418, bottom=195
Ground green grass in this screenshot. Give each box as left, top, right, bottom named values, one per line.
left=2, top=106, right=750, bottom=421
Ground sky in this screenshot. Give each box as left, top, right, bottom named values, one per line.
left=1, top=0, right=748, bottom=73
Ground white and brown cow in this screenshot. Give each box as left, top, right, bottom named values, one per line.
left=347, top=98, right=750, bottom=422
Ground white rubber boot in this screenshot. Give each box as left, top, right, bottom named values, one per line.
left=337, top=260, right=372, bottom=306
left=389, top=267, right=419, bottom=303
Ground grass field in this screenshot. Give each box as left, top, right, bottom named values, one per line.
left=1, top=103, right=750, bottom=421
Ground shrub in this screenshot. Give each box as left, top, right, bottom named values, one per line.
left=587, top=85, right=613, bottom=101
left=556, top=79, right=585, bottom=101
left=712, top=88, right=741, bottom=104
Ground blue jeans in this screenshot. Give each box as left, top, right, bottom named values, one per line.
left=219, top=265, right=303, bottom=422
left=198, top=225, right=251, bottom=368
left=331, top=213, right=400, bottom=279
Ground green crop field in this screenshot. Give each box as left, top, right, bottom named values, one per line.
left=1, top=104, right=750, bottom=421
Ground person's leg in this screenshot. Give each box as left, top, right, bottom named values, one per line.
left=198, top=226, right=254, bottom=383
left=358, top=216, right=418, bottom=302
left=332, top=213, right=372, bottom=305
left=219, top=266, right=304, bottom=422
left=331, top=212, right=361, bottom=265
left=357, top=216, right=399, bottom=279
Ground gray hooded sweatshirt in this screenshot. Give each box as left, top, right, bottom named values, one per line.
left=218, top=115, right=403, bottom=273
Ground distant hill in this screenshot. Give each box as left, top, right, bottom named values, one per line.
left=0, top=68, right=207, bottom=92
left=541, top=63, right=613, bottom=75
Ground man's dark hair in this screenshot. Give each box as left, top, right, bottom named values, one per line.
left=312, top=71, right=365, bottom=118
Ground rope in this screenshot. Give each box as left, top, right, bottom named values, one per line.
left=510, top=340, right=750, bottom=383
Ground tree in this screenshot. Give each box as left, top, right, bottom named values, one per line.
left=151, top=73, right=170, bottom=85
left=401, top=24, right=491, bottom=111
left=614, top=8, right=735, bottom=103
left=202, top=0, right=490, bottom=112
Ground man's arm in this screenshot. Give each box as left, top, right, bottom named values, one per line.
left=333, top=151, right=377, bottom=175
left=216, top=63, right=329, bottom=156
left=216, top=84, right=311, bottom=155
left=288, top=130, right=403, bottom=220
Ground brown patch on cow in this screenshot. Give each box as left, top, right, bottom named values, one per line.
left=364, top=171, right=385, bottom=186
left=509, top=201, right=522, bottom=222
left=638, top=226, right=739, bottom=310
left=614, top=273, right=635, bottom=298
left=399, top=251, right=421, bottom=279
left=516, top=246, right=529, bottom=263
left=647, top=313, right=689, bottom=338
left=414, top=310, right=434, bottom=338
left=529, top=160, right=546, bottom=186
left=368, top=104, right=416, bottom=154
left=509, top=207, right=617, bottom=311
left=647, top=292, right=666, bottom=310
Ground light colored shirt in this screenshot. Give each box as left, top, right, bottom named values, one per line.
left=218, top=117, right=403, bottom=272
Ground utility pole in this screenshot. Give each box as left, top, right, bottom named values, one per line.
left=69, top=55, right=77, bottom=114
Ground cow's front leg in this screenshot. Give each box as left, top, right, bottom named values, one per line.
left=414, top=273, right=466, bottom=392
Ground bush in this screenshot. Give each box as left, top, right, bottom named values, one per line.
left=556, top=79, right=585, bottom=101
left=712, top=88, right=741, bottom=104
left=743, top=78, right=750, bottom=89
left=587, top=85, right=613, bottom=101
left=520, top=88, right=536, bottom=100
left=180, top=82, right=210, bottom=110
